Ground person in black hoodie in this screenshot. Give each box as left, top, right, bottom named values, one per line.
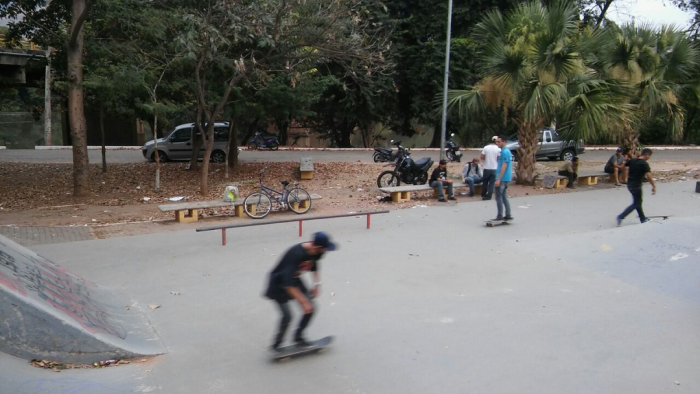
left=264, top=232, right=337, bottom=351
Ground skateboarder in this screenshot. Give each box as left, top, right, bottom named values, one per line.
left=616, top=148, right=656, bottom=225
left=264, top=232, right=337, bottom=351
left=494, top=135, right=513, bottom=221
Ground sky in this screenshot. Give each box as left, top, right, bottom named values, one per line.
left=608, top=0, right=695, bottom=28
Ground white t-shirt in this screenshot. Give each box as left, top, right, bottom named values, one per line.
left=481, top=144, right=501, bottom=170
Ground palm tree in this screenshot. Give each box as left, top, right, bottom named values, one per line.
left=447, top=0, right=634, bottom=184
left=600, top=24, right=699, bottom=152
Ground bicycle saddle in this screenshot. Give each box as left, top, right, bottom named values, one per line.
left=281, top=180, right=289, bottom=187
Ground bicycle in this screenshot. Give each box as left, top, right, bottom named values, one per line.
left=243, top=167, right=312, bottom=219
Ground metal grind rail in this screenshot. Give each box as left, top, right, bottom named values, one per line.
left=196, top=210, right=390, bottom=246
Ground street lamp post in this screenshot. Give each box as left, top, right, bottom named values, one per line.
left=439, top=0, right=454, bottom=162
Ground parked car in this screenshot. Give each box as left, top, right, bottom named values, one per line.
left=142, top=122, right=231, bottom=163
left=506, top=128, right=584, bottom=162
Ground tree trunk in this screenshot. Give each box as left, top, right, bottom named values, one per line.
left=67, top=0, right=90, bottom=197
left=430, top=119, right=442, bottom=148
left=100, top=102, right=106, bottom=173
left=200, top=122, right=215, bottom=195
left=621, top=125, right=639, bottom=155
left=277, top=118, right=289, bottom=145
left=153, top=112, right=161, bottom=191
left=514, top=120, right=541, bottom=185
left=227, top=120, right=239, bottom=174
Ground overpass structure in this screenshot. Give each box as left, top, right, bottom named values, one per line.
left=0, top=35, right=46, bottom=86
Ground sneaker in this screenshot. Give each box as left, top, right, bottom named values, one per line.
left=295, top=337, right=312, bottom=347
left=616, top=216, right=622, bottom=227
left=640, top=218, right=651, bottom=224
left=493, top=217, right=504, bottom=221
left=437, top=198, right=447, bottom=202
left=448, top=196, right=457, bottom=201
left=615, top=183, right=622, bottom=186
left=271, top=343, right=282, bottom=352
left=503, top=216, right=513, bottom=221
left=469, top=193, right=475, bottom=197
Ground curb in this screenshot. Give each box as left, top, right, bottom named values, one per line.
left=32, top=145, right=700, bottom=151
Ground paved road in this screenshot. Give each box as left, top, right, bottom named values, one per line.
left=1, top=181, right=698, bottom=394
left=1, top=148, right=699, bottom=163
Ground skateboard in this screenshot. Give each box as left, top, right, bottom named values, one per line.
left=485, top=219, right=511, bottom=227
left=271, top=336, right=333, bottom=360
left=646, top=215, right=670, bottom=220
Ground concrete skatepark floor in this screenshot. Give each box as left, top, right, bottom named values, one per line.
left=1, top=181, right=699, bottom=394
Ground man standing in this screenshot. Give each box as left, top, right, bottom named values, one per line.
left=430, top=159, right=456, bottom=202
left=264, top=232, right=337, bottom=351
left=461, top=157, right=484, bottom=197
left=616, top=149, right=656, bottom=226
left=558, top=156, right=579, bottom=189
left=481, top=136, right=501, bottom=200
left=604, top=147, right=628, bottom=186
left=494, top=135, right=513, bottom=221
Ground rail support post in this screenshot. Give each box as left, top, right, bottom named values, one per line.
left=367, top=214, right=371, bottom=229
left=299, top=220, right=303, bottom=237
left=222, top=229, right=226, bottom=246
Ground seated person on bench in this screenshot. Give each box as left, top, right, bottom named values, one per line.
left=461, top=157, right=484, bottom=197
left=430, top=160, right=456, bottom=202
left=604, top=147, right=628, bottom=186
left=558, top=156, right=579, bottom=189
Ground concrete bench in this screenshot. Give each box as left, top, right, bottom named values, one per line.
left=300, top=157, right=314, bottom=180
left=379, top=181, right=474, bottom=202
left=543, top=174, right=569, bottom=189
left=158, top=194, right=322, bottom=223
left=577, top=172, right=608, bottom=186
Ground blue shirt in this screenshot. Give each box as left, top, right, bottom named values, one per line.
left=497, top=147, right=512, bottom=182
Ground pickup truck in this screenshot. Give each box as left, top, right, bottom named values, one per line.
left=506, top=128, right=584, bottom=162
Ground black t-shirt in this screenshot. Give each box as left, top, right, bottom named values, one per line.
left=264, top=244, right=320, bottom=299
left=625, top=158, right=651, bottom=188
left=430, top=167, right=447, bottom=183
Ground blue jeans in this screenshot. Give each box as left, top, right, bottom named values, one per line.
left=495, top=181, right=511, bottom=219
left=431, top=180, right=453, bottom=199
left=481, top=170, right=496, bottom=199
left=618, top=186, right=646, bottom=222
left=465, top=177, right=483, bottom=195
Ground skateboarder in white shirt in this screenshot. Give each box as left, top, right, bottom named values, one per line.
left=480, top=136, right=501, bottom=200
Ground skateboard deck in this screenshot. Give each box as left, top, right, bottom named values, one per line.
left=271, top=336, right=333, bottom=360
left=486, top=219, right=510, bottom=227
left=647, top=215, right=670, bottom=220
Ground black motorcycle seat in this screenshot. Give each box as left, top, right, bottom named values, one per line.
left=413, top=157, right=431, bottom=167
left=281, top=180, right=289, bottom=187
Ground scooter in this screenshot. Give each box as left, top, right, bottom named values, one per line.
left=248, top=132, right=280, bottom=150
left=445, top=133, right=462, bottom=162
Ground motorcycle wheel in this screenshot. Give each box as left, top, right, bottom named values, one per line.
left=416, top=171, right=429, bottom=185
left=446, top=151, right=455, bottom=162
left=377, top=171, right=401, bottom=188
left=248, top=142, right=258, bottom=150
left=373, top=152, right=382, bottom=163
left=270, top=141, right=279, bottom=151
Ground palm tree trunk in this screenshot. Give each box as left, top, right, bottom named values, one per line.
left=621, top=125, right=639, bottom=155
left=515, top=121, right=541, bottom=185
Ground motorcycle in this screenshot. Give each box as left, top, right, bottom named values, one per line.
left=372, top=140, right=401, bottom=163
left=445, top=133, right=462, bottom=162
left=248, top=132, right=280, bottom=151
left=376, top=144, right=433, bottom=188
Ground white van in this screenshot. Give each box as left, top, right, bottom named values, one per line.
left=142, top=122, right=231, bottom=163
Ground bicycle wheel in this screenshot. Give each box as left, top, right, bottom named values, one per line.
left=286, top=187, right=312, bottom=214
left=244, top=192, right=272, bottom=219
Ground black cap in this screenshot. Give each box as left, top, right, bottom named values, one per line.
left=616, top=147, right=623, bottom=152
left=313, top=232, right=337, bottom=251
left=439, top=159, right=447, bottom=165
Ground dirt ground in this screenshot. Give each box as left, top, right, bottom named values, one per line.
left=1, top=159, right=698, bottom=240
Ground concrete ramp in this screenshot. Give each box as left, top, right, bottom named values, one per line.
left=0, top=234, right=165, bottom=363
